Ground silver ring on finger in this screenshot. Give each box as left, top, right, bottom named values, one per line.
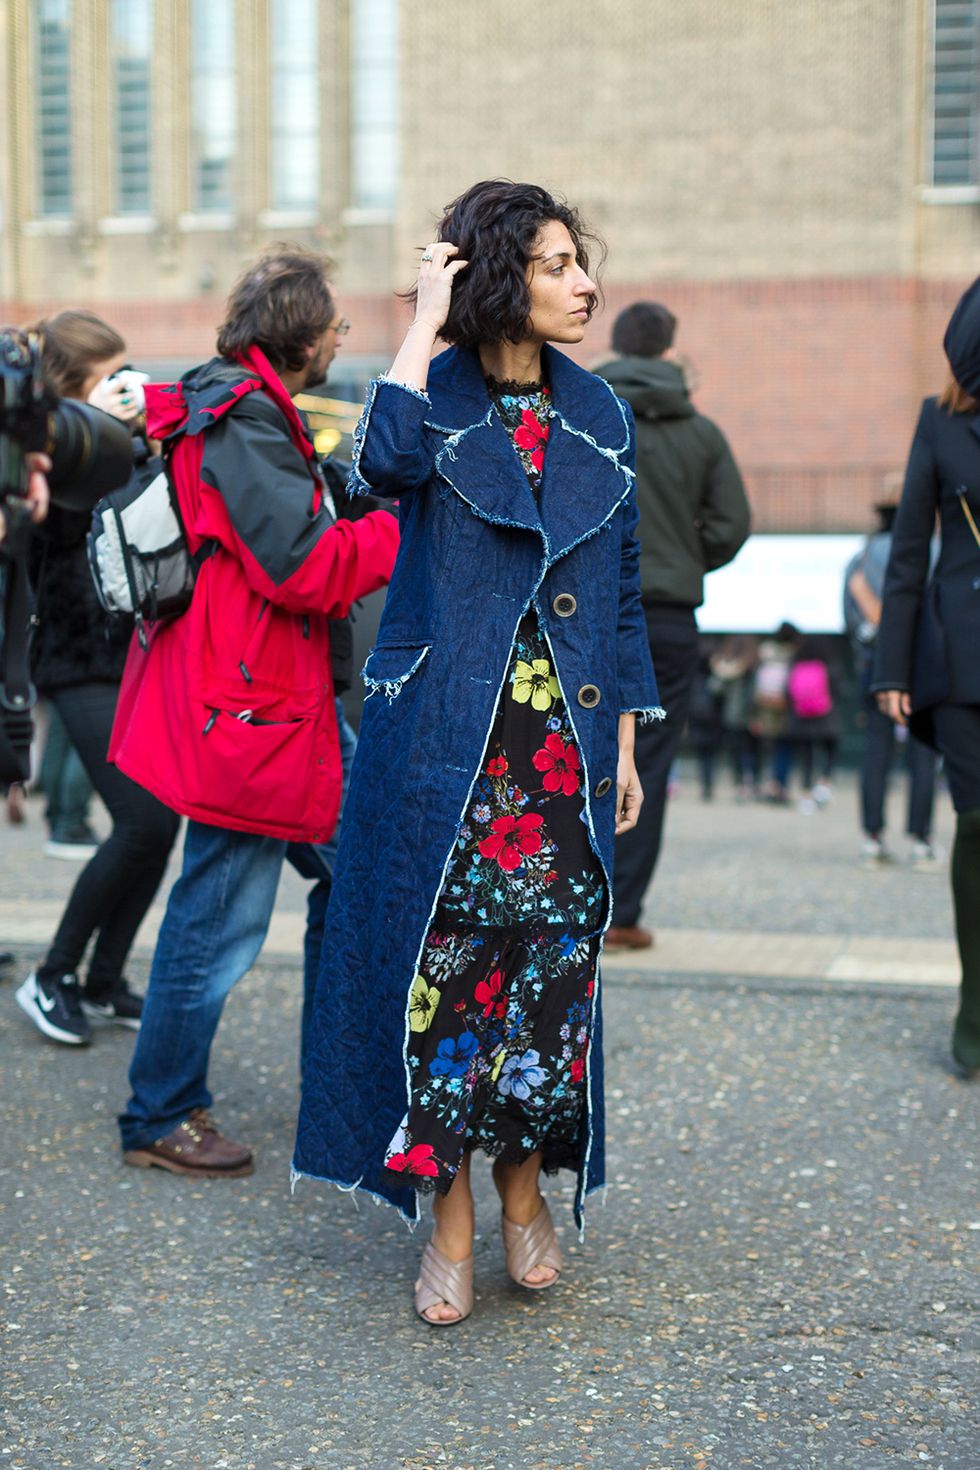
left=420, top=251, right=434, bottom=262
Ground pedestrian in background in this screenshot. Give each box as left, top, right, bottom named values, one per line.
left=14, top=310, right=181, bottom=1048
left=38, top=704, right=97, bottom=858
left=873, top=274, right=980, bottom=1079
left=596, top=302, right=750, bottom=950
left=686, top=646, right=724, bottom=801
left=845, top=501, right=939, bottom=868
left=750, top=621, right=799, bottom=803
left=785, top=635, right=840, bottom=813
left=294, top=180, right=661, bottom=1326
left=710, top=634, right=760, bottom=799
left=113, top=248, right=399, bottom=1177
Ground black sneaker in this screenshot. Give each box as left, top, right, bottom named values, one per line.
left=82, top=979, right=143, bottom=1030
left=15, top=971, right=91, bottom=1045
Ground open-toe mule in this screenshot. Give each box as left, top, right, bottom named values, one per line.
left=415, top=1238, right=474, bottom=1325
left=502, top=1198, right=563, bottom=1290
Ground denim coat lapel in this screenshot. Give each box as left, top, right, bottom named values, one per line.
left=427, top=348, right=543, bottom=535
left=425, top=345, right=634, bottom=562
left=537, top=344, right=635, bottom=563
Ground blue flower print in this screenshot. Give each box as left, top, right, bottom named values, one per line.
left=429, top=1030, right=479, bottom=1080
left=498, top=1049, right=546, bottom=1100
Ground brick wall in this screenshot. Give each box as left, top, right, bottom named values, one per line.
left=593, top=275, right=968, bottom=532
left=3, top=272, right=969, bottom=532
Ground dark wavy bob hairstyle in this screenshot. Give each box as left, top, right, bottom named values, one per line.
left=217, top=245, right=335, bottom=373
left=412, top=180, right=604, bottom=349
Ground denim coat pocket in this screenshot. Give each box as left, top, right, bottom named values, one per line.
left=361, top=641, right=432, bottom=704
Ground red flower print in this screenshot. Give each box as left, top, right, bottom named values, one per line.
left=474, top=969, right=508, bottom=1019
left=487, top=756, right=509, bottom=777
left=586, top=978, right=595, bottom=998
left=453, top=1000, right=467, bottom=1012
left=544, top=869, right=558, bottom=885
left=513, top=408, right=550, bottom=474
left=478, top=812, right=544, bottom=871
left=532, top=733, right=581, bottom=796
left=386, top=1143, right=440, bottom=1177
left=570, top=1058, right=585, bottom=1084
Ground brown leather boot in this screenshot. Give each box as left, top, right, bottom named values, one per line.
left=123, top=1109, right=254, bottom=1178
left=604, top=924, right=654, bottom=952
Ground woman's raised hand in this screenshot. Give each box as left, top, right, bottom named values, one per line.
left=413, top=242, right=469, bottom=335
left=386, top=242, right=469, bottom=392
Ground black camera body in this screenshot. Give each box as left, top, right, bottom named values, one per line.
left=0, top=328, right=135, bottom=784
left=0, top=330, right=134, bottom=539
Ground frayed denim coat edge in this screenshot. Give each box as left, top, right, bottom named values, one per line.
left=293, top=345, right=663, bottom=1233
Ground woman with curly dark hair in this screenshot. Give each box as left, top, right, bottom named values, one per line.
left=295, top=180, right=662, bottom=1324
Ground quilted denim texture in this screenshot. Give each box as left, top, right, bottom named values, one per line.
left=293, top=346, right=662, bottom=1229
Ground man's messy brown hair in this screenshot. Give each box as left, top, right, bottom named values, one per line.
left=217, top=245, right=335, bottom=373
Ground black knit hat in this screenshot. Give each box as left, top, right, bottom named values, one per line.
left=943, top=276, right=980, bottom=398
left=611, top=302, right=677, bottom=359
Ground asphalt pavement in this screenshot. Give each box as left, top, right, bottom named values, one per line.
left=1, top=769, right=977, bottom=1470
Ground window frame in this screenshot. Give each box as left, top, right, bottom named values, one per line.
left=188, top=0, right=237, bottom=215
left=109, top=0, right=153, bottom=217
left=267, top=0, right=321, bottom=217
left=34, top=0, right=73, bottom=219
left=924, top=0, right=980, bottom=200
left=349, top=0, right=399, bottom=215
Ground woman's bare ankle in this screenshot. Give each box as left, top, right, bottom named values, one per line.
left=493, top=1156, right=545, bottom=1227
left=430, top=1171, right=474, bottom=1262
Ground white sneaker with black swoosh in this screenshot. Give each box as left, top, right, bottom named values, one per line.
left=15, top=971, right=92, bottom=1045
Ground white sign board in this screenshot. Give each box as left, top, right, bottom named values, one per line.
left=698, top=534, right=865, bottom=634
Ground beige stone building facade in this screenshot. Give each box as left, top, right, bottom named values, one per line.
left=1, top=0, right=978, bottom=527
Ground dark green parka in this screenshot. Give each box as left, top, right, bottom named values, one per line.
left=596, top=356, right=750, bottom=608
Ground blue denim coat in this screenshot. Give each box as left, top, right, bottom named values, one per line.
left=293, top=344, right=662, bottom=1228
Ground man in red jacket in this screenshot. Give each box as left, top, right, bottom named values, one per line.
left=111, top=248, right=399, bottom=1177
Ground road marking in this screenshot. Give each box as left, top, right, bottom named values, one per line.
left=0, top=904, right=959, bottom=988
left=600, top=928, right=958, bottom=987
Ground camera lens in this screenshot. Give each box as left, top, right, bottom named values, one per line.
left=46, top=400, right=134, bottom=510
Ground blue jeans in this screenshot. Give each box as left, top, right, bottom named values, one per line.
left=119, top=701, right=357, bottom=1150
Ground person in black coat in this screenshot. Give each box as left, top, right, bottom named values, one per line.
left=873, top=276, right=980, bottom=1078
left=14, top=312, right=181, bottom=1048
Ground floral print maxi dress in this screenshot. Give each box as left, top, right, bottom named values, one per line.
left=383, top=377, right=606, bottom=1195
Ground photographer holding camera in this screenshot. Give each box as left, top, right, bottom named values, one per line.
left=1, top=324, right=132, bottom=780
left=12, top=312, right=180, bottom=1047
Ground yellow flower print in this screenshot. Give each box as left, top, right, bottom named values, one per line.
left=491, top=1049, right=507, bottom=1083
left=408, top=974, right=441, bottom=1033
left=512, top=658, right=560, bottom=712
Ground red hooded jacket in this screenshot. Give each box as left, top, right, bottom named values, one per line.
left=109, top=346, right=399, bottom=843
